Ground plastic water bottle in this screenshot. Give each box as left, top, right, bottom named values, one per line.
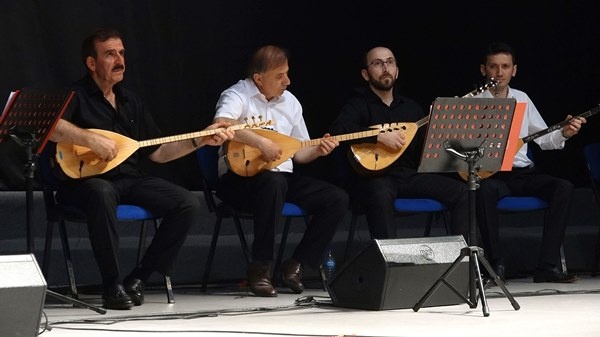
left=324, top=250, right=336, bottom=282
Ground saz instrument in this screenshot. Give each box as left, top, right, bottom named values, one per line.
left=224, top=125, right=405, bottom=177
left=56, top=118, right=272, bottom=179
left=350, top=78, right=498, bottom=173
left=458, top=104, right=599, bottom=181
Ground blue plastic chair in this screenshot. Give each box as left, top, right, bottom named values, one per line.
left=39, top=145, right=174, bottom=303
left=495, top=145, right=567, bottom=274
left=584, top=143, right=600, bottom=275
left=344, top=198, right=449, bottom=262
left=328, top=146, right=449, bottom=262
left=496, top=195, right=567, bottom=274
left=195, top=145, right=309, bottom=291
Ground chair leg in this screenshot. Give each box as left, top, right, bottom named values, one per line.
left=148, top=219, right=175, bottom=303
left=42, top=220, right=55, bottom=278
left=423, top=213, right=434, bottom=236
left=594, top=226, right=600, bottom=277
left=559, top=245, right=568, bottom=275
left=201, top=216, right=223, bottom=292
left=543, top=209, right=568, bottom=274
left=443, top=211, right=450, bottom=235
left=163, top=275, right=175, bottom=304
left=273, top=217, right=292, bottom=284
left=137, top=221, right=148, bottom=264
left=202, top=214, right=251, bottom=292
left=427, top=210, right=451, bottom=236
left=58, top=220, right=78, bottom=300
left=232, top=216, right=252, bottom=264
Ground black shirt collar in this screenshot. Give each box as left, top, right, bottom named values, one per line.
left=77, top=73, right=125, bottom=102
left=358, top=86, right=404, bottom=107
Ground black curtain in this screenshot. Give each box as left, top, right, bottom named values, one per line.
left=1, top=0, right=598, bottom=190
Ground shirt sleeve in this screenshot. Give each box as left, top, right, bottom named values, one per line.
left=526, top=97, right=566, bottom=150
left=288, top=97, right=309, bottom=141
left=215, top=89, right=244, bottom=120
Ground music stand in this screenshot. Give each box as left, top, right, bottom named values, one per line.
left=412, top=97, right=524, bottom=317
left=0, top=88, right=106, bottom=314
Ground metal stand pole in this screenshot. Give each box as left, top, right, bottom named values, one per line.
left=11, top=132, right=106, bottom=314
left=413, top=145, right=519, bottom=316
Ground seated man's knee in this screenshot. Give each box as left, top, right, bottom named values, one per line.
left=86, top=179, right=118, bottom=206
left=553, top=178, right=574, bottom=197
left=182, top=191, right=203, bottom=216
left=257, top=172, right=288, bottom=195
left=330, top=186, right=350, bottom=213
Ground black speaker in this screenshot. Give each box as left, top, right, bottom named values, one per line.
left=0, top=254, right=47, bottom=337
left=328, top=236, right=469, bottom=310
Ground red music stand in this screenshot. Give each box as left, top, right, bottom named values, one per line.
left=1, top=88, right=106, bottom=314
left=413, top=97, right=525, bottom=317
left=0, top=88, right=74, bottom=252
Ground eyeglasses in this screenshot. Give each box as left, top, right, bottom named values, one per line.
left=367, top=58, right=396, bottom=69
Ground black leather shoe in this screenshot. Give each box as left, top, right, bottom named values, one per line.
left=533, top=268, right=579, bottom=283
left=281, top=259, right=304, bottom=294
left=124, top=278, right=145, bottom=306
left=247, top=262, right=277, bottom=297
left=103, top=284, right=134, bottom=310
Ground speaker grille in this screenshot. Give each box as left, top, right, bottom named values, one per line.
left=376, top=236, right=467, bottom=265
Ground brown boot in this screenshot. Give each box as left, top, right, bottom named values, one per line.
left=247, top=262, right=277, bottom=297
left=281, top=259, right=304, bottom=294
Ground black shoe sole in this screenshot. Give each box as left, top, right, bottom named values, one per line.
left=127, top=292, right=144, bottom=306
left=103, top=300, right=134, bottom=310
left=533, top=273, right=580, bottom=283
left=283, top=280, right=304, bottom=294
left=249, top=287, right=278, bottom=297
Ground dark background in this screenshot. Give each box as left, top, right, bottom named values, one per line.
left=1, top=0, right=599, bottom=190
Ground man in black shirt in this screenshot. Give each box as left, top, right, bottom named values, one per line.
left=330, top=46, right=468, bottom=241
left=49, top=28, right=233, bottom=310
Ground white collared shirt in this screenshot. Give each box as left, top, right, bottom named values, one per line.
left=476, top=87, right=567, bottom=168
left=214, top=78, right=309, bottom=176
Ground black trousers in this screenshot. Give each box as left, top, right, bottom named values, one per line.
left=217, top=171, right=349, bottom=268
left=350, top=169, right=469, bottom=241
left=57, top=175, right=201, bottom=284
left=475, top=168, right=574, bottom=269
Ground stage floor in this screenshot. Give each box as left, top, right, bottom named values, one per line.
left=40, top=275, right=600, bottom=337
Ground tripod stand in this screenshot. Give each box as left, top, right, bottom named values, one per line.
left=2, top=88, right=106, bottom=314
left=413, top=143, right=519, bottom=316
left=413, top=97, right=525, bottom=316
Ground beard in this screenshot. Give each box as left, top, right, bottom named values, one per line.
left=369, top=74, right=395, bottom=91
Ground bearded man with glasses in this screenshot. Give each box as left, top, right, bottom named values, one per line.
left=329, top=46, right=469, bottom=242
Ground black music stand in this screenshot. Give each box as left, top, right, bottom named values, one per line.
left=412, top=97, right=524, bottom=317
left=0, top=88, right=106, bottom=314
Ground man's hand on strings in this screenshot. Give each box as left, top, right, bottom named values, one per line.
left=316, top=134, right=339, bottom=156
left=562, top=115, right=586, bottom=138
left=88, top=132, right=118, bottom=162
left=378, top=130, right=406, bottom=150
left=201, top=121, right=235, bottom=147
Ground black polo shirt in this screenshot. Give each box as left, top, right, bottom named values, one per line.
left=330, top=87, right=426, bottom=171
left=62, top=74, right=161, bottom=178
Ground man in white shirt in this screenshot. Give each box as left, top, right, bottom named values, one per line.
left=475, top=42, right=585, bottom=283
left=212, top=45, right=349, bottom=297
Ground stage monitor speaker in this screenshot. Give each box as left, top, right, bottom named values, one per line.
left=0, top=254, right=47, bottom=337
left=328, top=236, right=468, bottom=310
